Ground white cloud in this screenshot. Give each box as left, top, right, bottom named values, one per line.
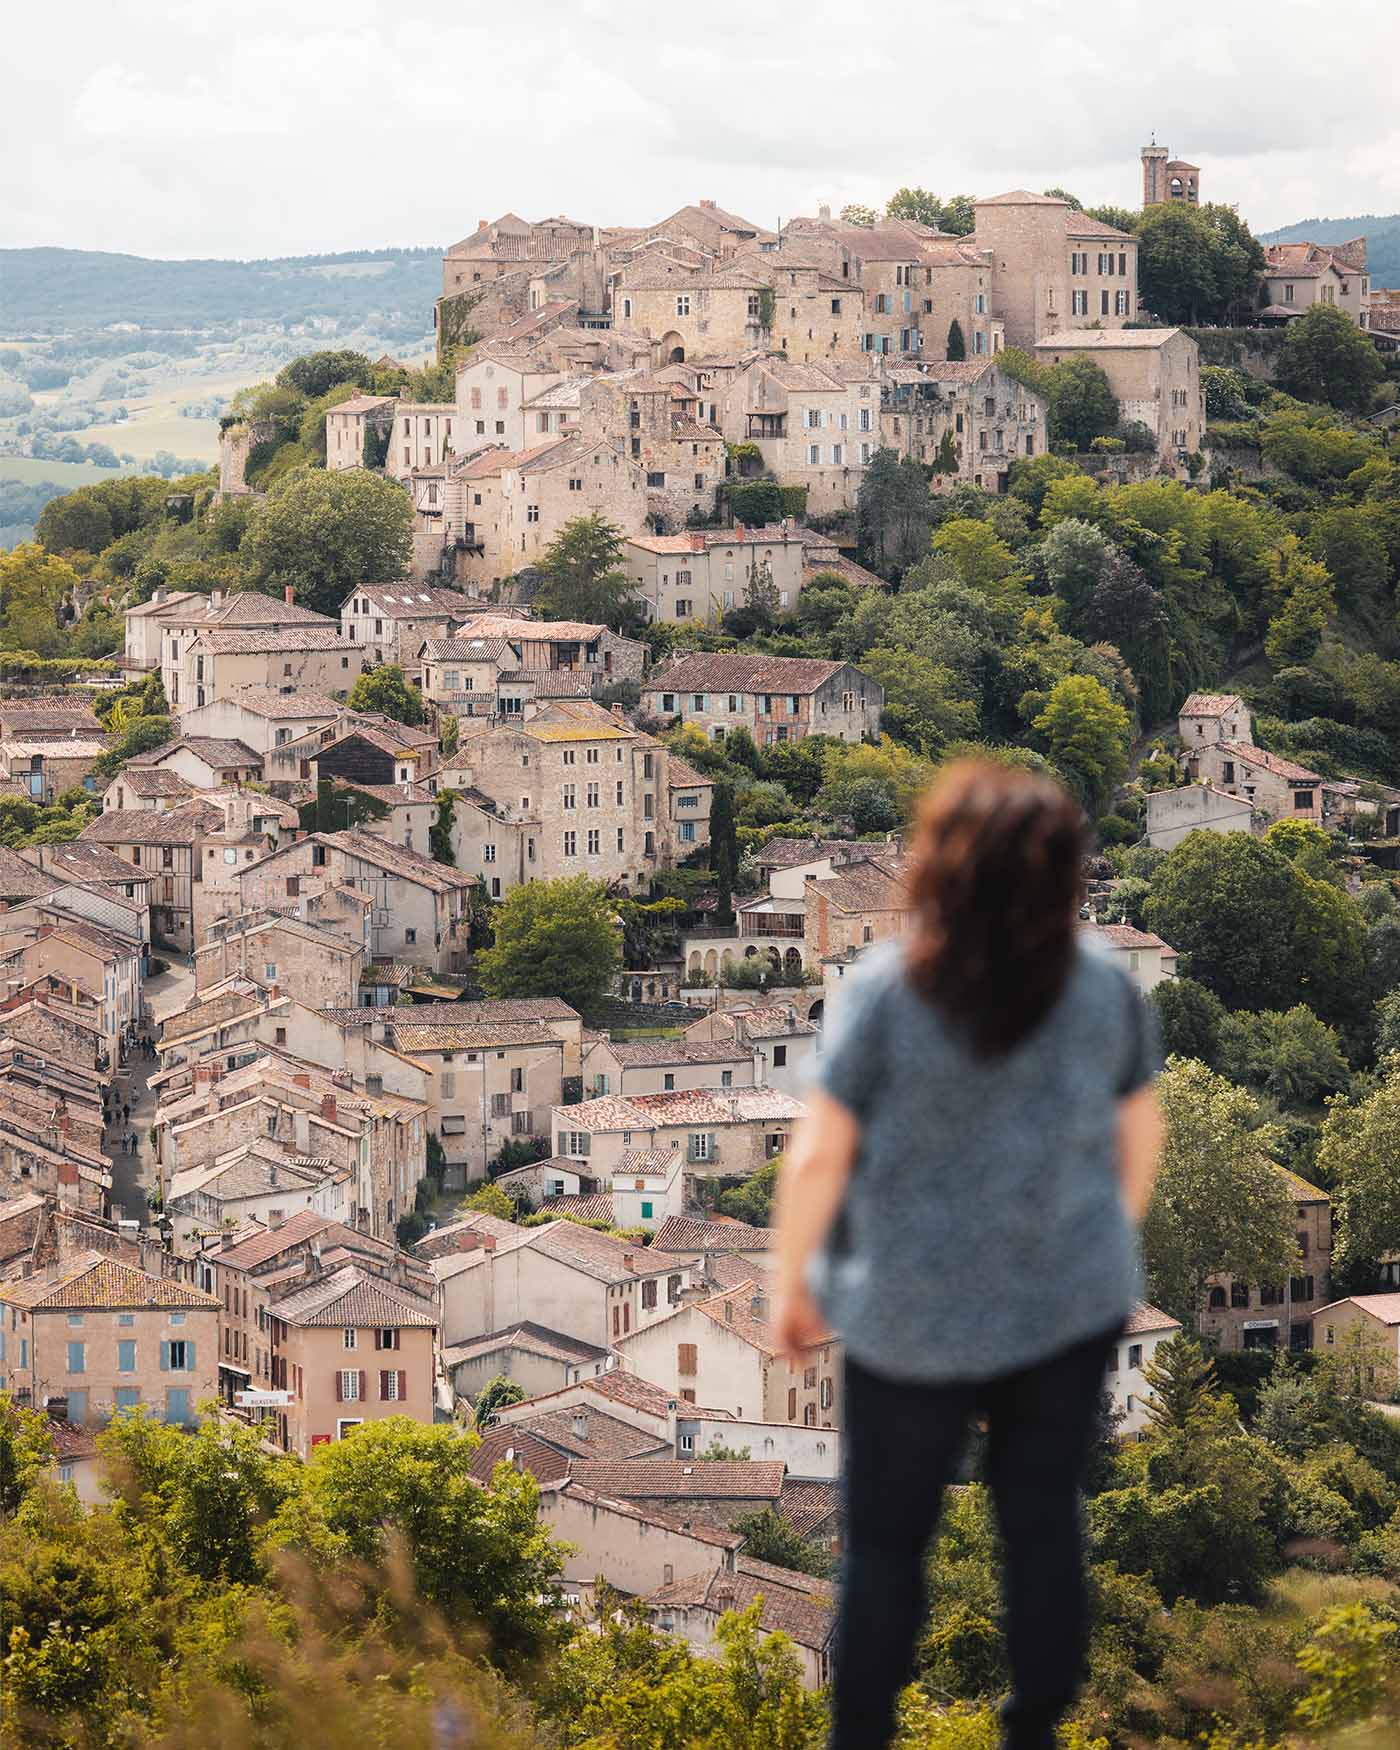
left=4, top=0, right=1399, bottom=258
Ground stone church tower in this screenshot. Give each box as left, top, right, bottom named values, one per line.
left=1141, top=140, right=1200, bottom=207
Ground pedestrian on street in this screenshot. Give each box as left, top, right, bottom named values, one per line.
left=122, top=1102, right=130, bottom=1124
left=774, top=760, right=1165, bottom=1750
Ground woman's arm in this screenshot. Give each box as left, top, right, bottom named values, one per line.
left=1117, top=1084, right=1163, bottom=1225
left=772, top=1091, right=862, bottom=1358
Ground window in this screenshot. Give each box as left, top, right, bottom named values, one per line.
left=1100, top=289, right=1110, bottom=315
left=343, top=1328, right=358, bottom=1350
left=773, top=1044, right=788, bottom=1067
left=677, top=1342, right=698, bottom=1375
left=808, top=444, right=821, bottom=465
left=1128, top=1344, right=1143, bottom=1370
left=642, top=1279, right=658, bottom=1310
left=118, top=1339, right=136, bottom=1372
left=562, top=784, right=576, bottom=809
left=67, top=1341, right=86, bottom=1374
left=1071, top=289, right=1088, bottom=316
left=405, top=928, right=416, bottom=944
left=586, top=782, right=599, bottom=808
left=164, top=1340, right=193, bottom=1371
left=675, top=295, right=690, bottom=316
left=165, top=1389, right=191, bottom=1425
left=689, top=1131, right=711, bottom=1161
left=1115, top=289, right=1130, bottom=315
left=379, top=1369, right=406, bottom=1400
left=483, top=844, right=496, bottom=863
left=1294, top=790, right=1314, bottom=811
left=339, top=1370, right=363, bottom=1401
left=587, top=829, right=600, bottom=854
left=646, top=470, right=665, bottom=488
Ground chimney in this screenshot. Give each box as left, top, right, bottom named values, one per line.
left=818, top=202, right=831, bottom=221
left=622, top=1252, right=634, bottom=1271
left=483, top=1234, right=496, bottom=1253
left=611, top=704, right=625, bottom=720
left=45, top=1394, right=69, bottom=1422
left=293, top=1073, right=310, bottom=1089
left=320, top=1093, right=337, bottom=1126
left=700, top=199, right=716, bottom=210
left=284, top=585, right=295, bottom=606
left=221, top=1229, right=238, bottom=1251
left=210, top=590, right=223, bottom=609
left=734, top=520, right=745, bottom=541
left=724, top=1298, right=733, bottom=1325
left=301, top=1249, right=318, bottom=1278
left=572, top=1407, right=590, bottom=1440
left=153, top=587, right=167, bottom=604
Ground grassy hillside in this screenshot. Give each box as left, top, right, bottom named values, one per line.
left=1, top=245, right=444, bottom=334
left=1259, top=213, right=1400, bottom=286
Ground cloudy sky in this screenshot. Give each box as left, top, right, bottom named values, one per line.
left=6, top=0, right=1400, bottom=260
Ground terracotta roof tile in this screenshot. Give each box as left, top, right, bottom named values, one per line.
left=0, top=1249, right=216, bottom=1311
left=570, top=1458, right=785, bottom=1500
left=646, top=653, right=850, bottom=695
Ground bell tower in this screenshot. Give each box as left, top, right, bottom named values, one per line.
left=1141, top=138, right=1169, bottom=207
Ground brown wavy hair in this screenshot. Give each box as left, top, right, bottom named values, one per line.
left=905, top=759, right=1087, bottom=1056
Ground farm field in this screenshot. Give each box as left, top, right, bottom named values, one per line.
left=0, top=454, right=143, bottom=486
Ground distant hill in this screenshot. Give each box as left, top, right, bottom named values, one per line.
left=0, top=246, right=445, bottom=334
left=1258, top=215, right=1400, bottom=288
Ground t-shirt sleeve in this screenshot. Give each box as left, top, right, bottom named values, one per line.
left=810, top=966, right=887, bottom=1121
left=1117, top=975, right=1163, bottom=1097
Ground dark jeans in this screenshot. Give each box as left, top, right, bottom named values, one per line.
left=831, top=1326, right=1118, bottom=1750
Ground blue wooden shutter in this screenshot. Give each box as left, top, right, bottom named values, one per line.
left=159, top=1341, right=170, bottom=1372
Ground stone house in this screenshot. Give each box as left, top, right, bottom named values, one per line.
left=440, top=613, right=647, bottom=693
left=624, top=523, right=810, bottom=624
left=80, top=801, right=229, bottom=952
left=0, top=1250, right=218, bottom=1426
left=324, top=393, right=398, bottom=472
left=1262, top=240, right=1371, bottom=329
left=196, top=1209, right=433, bottom=1405
left=0, top=698, right=101, bottom=744
left=803, top=854, right=909, bottom=962
left=551, top=1088, right=805, bottom=1183
left=1080, top=922, right=1178, bottom=995
left=101, top=767, right=196, bottom=814
left=175, top=690, right=345, bottom=758
left=719, top=356, right=882, bottom=513
left=1032, top=328, right=1203, bottom=466
left=644, top=1556, right=835, bottom=1691
left=265, top=712, right=440, bottom=792
left=0, top=1079, right=111, bottom=1217
left=880, top=359, right=1048, bottom=489
left=0, top=734, right=108, bottom=807
left=166, top=1144, right=347, bottom=1251
left=683, top=1006, right=819, bottom=1098
left=540, top=1478, right=743, bottom=1609
left=265, top=1260, right=437, bottom=1456
left=194, top=912, right=363, bottom=1010
left=172, top=627, right=366, bottom=714
left=156, top=589, right=337, bottom=709
left=1313, top=1293, right=1400, bottom=1371
left=642, top=652, right=881, bottom=746
left=0, top=993, right=105, bottom=1077
left=236, top=829, right=475, bottom=972
left=444, top=702, right=687, bottom=894
left=440, top=1320, right=612, bottom=1403
left=1107, top=1304, right=1182, bottom=1436
left=1177, top=692, right=1253, bottom=749
left=454, top=347, right=569, bottom=452
left=581, top=1038, right=755, bottom=1100
left=338, top=582, right=477, bottom=680
left=17, top=842, right=154, bottom=918
left=1192, top=741, right=1324, bottom=825
left=0, top=917, right=142, bottom=1069
left=428, top=1217, right=695, bottom=1352
left=615, top=1280, right=840, bottom=1426
left=1145, top=784, right=1254, bottom=850
left=1202, top=1166, right=1331, bottom=1352
left=576, top=373, right=725, bottom=531
left=386, top=1014, right=564, bottom=1186
left=122, top=587, right=202, bottom=672
left=385, top=402, right=462, bottom=481
left=973, top=192, right=1140, bottom=349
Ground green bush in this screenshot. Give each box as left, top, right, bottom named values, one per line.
left=1090, top=436, right=1126, bottom=454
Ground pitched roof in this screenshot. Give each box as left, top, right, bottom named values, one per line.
left=80, top=801, right=223, bottom=845
left=652, top=1215, right=775, bottom=1253
left=441, top=1320, right=609, bottom=1369
left=806, top=855, right=907, bottom=913
left=319, top=828, right=478, bottom=891
left=523, top=1219, right=669, bottom=1284
left=392, top=1018, right=560, bottom=1052
left=1084, top=922, right=1173, bottom=953
left=221, top=688, right=346, bottom=719
left=197, top=627, right=347, bottom=655
left=269, top=1263, right=437, bottom=1328
left=570, top=1459, right=786, bottom=1500
left=1180, top=692, right=1246, bottom=717
left=212, top=1208, right=335, bottom=1269
left=1122, top=1301, right=1181, bottom=1335
left=0, top=1250, right=217, bottom=1311
left=111, top=767, right=196, bottom=798
left=606, top=1040, right=750, bottom=1069
left=129, top=736, right=263, bottom=769
left=645, top=1555, right=835, bottom=1648
left=351, top=583, right=478, bottom=617
left=691, top=1280, right=830, bottom=1355
left=21, top=841, right=154, bottom=887
left=1034, top=329, right=1182, bottom=351
left=1314, top=1292, right=1400, bottom=1326
left=1216, top=741, right=1323, bottom=783
left=646, top=652, right=849, bottom=695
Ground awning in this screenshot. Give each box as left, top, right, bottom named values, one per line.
left=219, top=1362, right=252, bottom=1377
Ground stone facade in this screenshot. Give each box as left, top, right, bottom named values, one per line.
left=338, top=582, right=477, bottom=678
left=1191, top=741, right=1324, bottom=825
left=719, top=356, right=881, bottom=514
left=1033, top=327, right=1203, bottom=466
left=325, top=395, right=397, bottom=472
left=643, top=653, right=882, bottom=746
left=195, top=913, right=363, bottom=1009
left=1144, top=784, right=1254, bottom=850
left=973, top=192, right=1139, bottom=350
left=172, top=629, right=365, bottom=713
left=625, top=525, right=809, bottom=624
left=1202, top=1169, right=1331, bottom=1353
left=1262, top=240, right=1371, bottom=329
left=880, top=360, right=1048, bottom=489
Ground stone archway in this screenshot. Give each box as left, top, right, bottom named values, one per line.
left=783, top=946, right=803, bottom=977
left=687, top=951, right=702, bottom=978
left=703, top=949, right=718, bottom=980
left=658, top=331, right=686, bottom=363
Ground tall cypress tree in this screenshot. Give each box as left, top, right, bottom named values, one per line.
left=946, top=319, right=966, bottom=361
left=711, top=782, right=738, bottom=927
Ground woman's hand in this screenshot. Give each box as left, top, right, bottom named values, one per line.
left=774, top=1282, right=827, bottom=1362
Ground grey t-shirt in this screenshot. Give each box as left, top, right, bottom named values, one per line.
left=809, top=939, right=1160, bottom=1385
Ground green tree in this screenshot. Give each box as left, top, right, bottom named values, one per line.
left=1215, top=1004, right=1350, bottom=1107
left=1294, top=1603, right=1398, bottom=1732
left=1085, top=203, right=1139, bottom=234
left=1277, top=302, right=1386, bottom=413
left=276, top=349, right=375, bottom=399
left=715, top=1159, right=780, bottom=1226
left=1136, top=200, right=1266, bottom=326
left=1044, top=355, right=1120, bottom=450
left=1150, top=975, right=1225, bottom=1065
left=885, top=187, right=945, bottom=227
left=0, top=1392, right=53, bottom=1516
left=856, top=449, right=930, bottom=576
left=534, top=514, right=638, bottom=628
left=945, top=319, right=966, bottom=361
left=939, top=195, right=977, bottom=235
left=1264, top=538, right=1334, bottom=666
left=267, top=1418, right=567, bottom=1672
left=1263, top=816, right=1336, bottom=882
left=933, top=428, right=959, bottom=473
left=462, top=1180, right=517, bottom=1221
left=0, top=543, right=77, bottom=657
left=89, top=712, right=175, bottom=783
left=1007, top=451, right=1083, bottom=518
left=477, top=875, right=620, bottom=1013
left=839, top=203, right=878, bottom=227
left=710, top=780, right=738, bottom=926
left=930, top=517, right=1029, bottom=601
left=859, top=646, right=979, bottom=752
left=243, top=465, right=412, bottom=617
left=34, top=491, right=113, bottom=556
left=732, top=1507, right=833, bottom=1578
left=473, top=1373, right=527, bottom=1427
left=1141, top=1058, right=1298, bottom=1328
left=1319, top=1065, right=1400, bottom=1269
left=346, top=662, right=425, bottom=725
left=1140, top=1335, right=1222, bottom=1433
left=1030, top=674, right=1130, bottom=811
